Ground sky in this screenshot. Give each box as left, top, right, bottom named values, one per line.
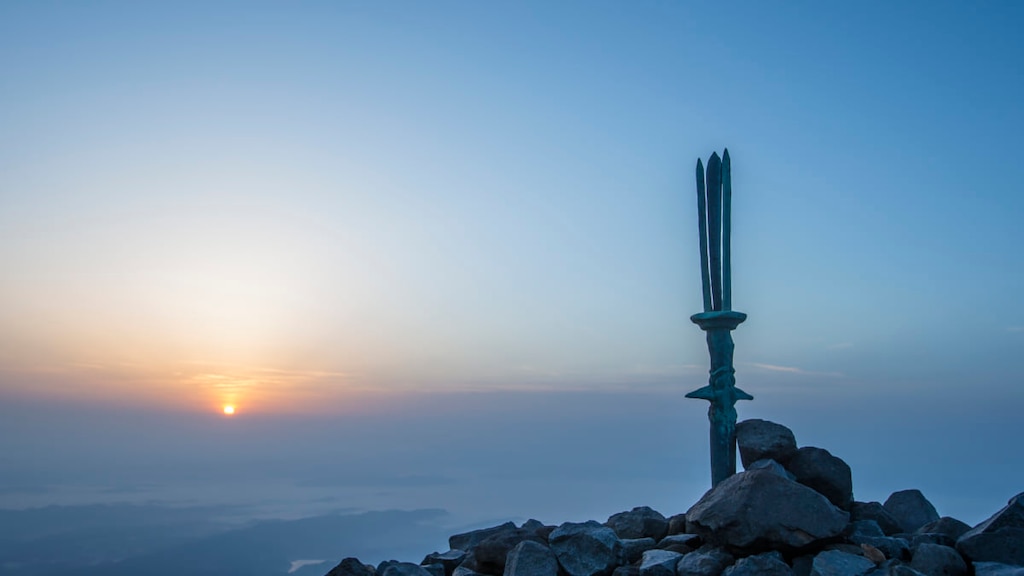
left=1, top=0, right=1023, bottom=561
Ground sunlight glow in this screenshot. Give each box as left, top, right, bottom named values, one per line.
left=222, top=405, right=236, bottom=416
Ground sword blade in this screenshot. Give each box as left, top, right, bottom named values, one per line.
left=706, top=152, right=723, bottom=311
left=696, top=159, right=712, bottom=312
left=722, top=148, right=732, bottom=311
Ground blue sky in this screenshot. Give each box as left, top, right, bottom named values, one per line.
left=1, top=0, right=1022, bottom=542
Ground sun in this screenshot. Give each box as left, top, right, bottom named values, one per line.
left=222, top=405, right=236, bottom=416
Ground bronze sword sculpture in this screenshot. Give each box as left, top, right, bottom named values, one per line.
left=687, top=149, right=752, bottom=487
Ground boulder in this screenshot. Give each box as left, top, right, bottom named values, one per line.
left=736, top=419, right=798, bottom=467
left=549, top=520, right=622, bottom=576
left=621, top=538, right=658, bottom=564
left=422, top=565, right=444, bottom=576
left=676, top=546, right=734, bottom=576
left=748, top=459, right=797, bottom=480
left=658, top=533, right=702, bottom=554
left=916, top=518, right=971, bottom=540
left=452, top=568, right=486, bottom=576
left=383, top=563, right=434, bottom=576
left=909, top=534, right=957, bottom=550
left=450, top=522, right=517, bottom=552
left=847, top=535, right=909, bottom=561
left=503, top=540, right=558, bottom=576
left=607, top=506, right=670, bottom=541
left=639, top=549, right=684, bottom=576
left=956, top=492, right=1024, bottom=566
left=850, top=502, right=903, bottom=536
left=422, top=550, right=467, bottom=574
left=474, top=528, right=546, bottom=575
left=975, top=563, right=1024, bottom=576
left=668, top=514, right=688, bottom=535
left=884, top=491, right=939, bottom=534
left=686, top=468, right=849, bottom=552
left=786, top=447, right=854, bottom=510
left=613, top=567, right=641, bottom=576
left=722, top=551, right=793, bottom=576
left=908, top=543, right=966, bottom=576
left=847, top=520, right=885, bottom=538
left=326, top=558, right=374, bottom=576
left=809, top=550, right=875, bottom=576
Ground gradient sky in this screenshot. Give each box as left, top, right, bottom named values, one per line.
left=2, top=0, right=1023, bottom=535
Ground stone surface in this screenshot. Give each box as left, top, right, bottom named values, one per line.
left=686, top=468, right=849, bottom=552
left=860, top=544, right=885, bottom=565
left=326, top=558, right=374, bottom=576
left=422, top=565, right=444, bottom=576
left=847, top=535, right=909, bottom=560
left=909, top=534, right=956, bottom=549
left=722, top=551, right=794, bottom=576
left=549, top=520, right=622, bottom=576
left=884, top=491, right=939, bottom=534
left=621, top=538, right=658, bottom=564
left=668, top=514, right=688, bottom=535
left=851, top=502, right=903, bottom=536
left=422, top=550, right=467, bottom=573
left=786, top=447, right=854, bottom=510
left=736, top=419, right=798, bottom=467
left=676, top=546, right=734, bottom=576
left=450, top=522, right=517, bottom=553
left=452, top=567, right=486, bottom=576
left=658, top=533, right=702, bottom=554
left=908, top=543, right=966, bottom=576
left=607, top=506, right=670, bottom=541
left=916, top=518, right=971, bottom=540
left=639, top=549, right=684, bottom=576
left=613, top=567, right=641, bottom=576
left=848, top=520, right=885, bottom=538
left=474, top=528, right=546, bottom=575
left=503, top=540, right=558, bottom=576
left=956, top=492, right=1024, bottom=566
left=975, top=563, right=1024, bottom=576
left=810, top=550, right=875, bottom=576
left=382, top=563, right=434, bottom=576
left=748, top=458, right=797, bottom=479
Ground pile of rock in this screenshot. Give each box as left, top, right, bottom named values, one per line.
left=324, top=419, right=1024, bottom=576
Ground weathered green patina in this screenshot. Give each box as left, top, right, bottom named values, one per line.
left=687, top=149, right=752, bottom=487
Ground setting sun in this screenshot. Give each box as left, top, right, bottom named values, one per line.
left=222, top=405, right=236, bottom=416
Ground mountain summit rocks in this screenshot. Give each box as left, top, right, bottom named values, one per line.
left=322, top=419, right=1022, bottom=576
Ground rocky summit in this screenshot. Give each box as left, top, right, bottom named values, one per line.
left=323, top=419, right=1023, bottom=576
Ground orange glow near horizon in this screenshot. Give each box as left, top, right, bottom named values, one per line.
left=222, top=404, right=236, bottom=415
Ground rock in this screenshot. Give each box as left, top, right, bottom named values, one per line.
left=851, top=502, right=903, bottom=536
left=916, top=518, right=970, bottom=540
left=639, top=549, right=684, bottom=576
left=748, top=459, right=797, bottom=480
left=722, top=551, right=794, bottom=576
left=736, top=419, right=798, bottom=467
left=450, top=522, right=517, bottom=552
left=521, top=519, right=545, bottom=532
left=676, top=546, right=734, bottom=576
left=848, top=520, right=885, bottom=538
left=884, top=491, right=939, bottom=534
left=847, top=536, right=909, bottom=561
left=474, top=528, right=546, bottom=575
left=786, top=447, right=854, bottom=510
left=422, top=550, right=467, bottom=574
left=686, top=468, right=849, bottom=552
left=452, top=568, right=486, bottom=576
left=810, top=550, right=875, bottom=576
left=975, top=563, right=1024, bottom=576
left=956, top=492, right=1024, bottom=566
left=908, top=543, right=966, bottom=576
left=621, top=538, right=658, bottom=564
left=326, top=558, right=374, bottom=576
left=503, top=541, right=558, bottom=576
left=668, top=514, right=688, bottom=535
left=549, top=520, right=622, bottom=576
left=607, top=506, right=670, bottom=541
left=383, top=563, right=434, bottom=576
left=909, top=534, right=957, bottom=550
left=658, top=533, right=702, bottom=554
left=613, top=567, right=641, bottom=576
left=860, top=544, right=886, bottom=565
left=423, top=565, right=445, bottom=576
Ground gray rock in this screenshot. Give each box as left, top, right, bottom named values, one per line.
left=326, top=558, right=374, bottom=576
left=974, top=563, right=1024, bottom=576
left=810, top=550, right=875, bottom=576
left=686, top=468, right=849, bottom=552
left=452, top=568, right=487, bottom=576
left=549, top=520, right=622, bottom=576
left=450, top=522, right=517, bottom=552
left=423, top=565, right=445, bottom=576
left=909, top=534, right=956, bottom=550
left=786, top=447, right=854, bottom=510
left=621, top=538, right=658, bottom=564
left=521, top=519, right=545, bottom=532
left=503, top=540, right=558, bottom=576
left=378, top=561, right=401, bottom=575
left=723, top=551, right=794, bottom=576
left=614, top=567, right=641, bottom=576
left=676, top=546, right=733, bottom=576
left=422, top=550, right=467, bottom=574
left=475, top=528, right=546, bottom=575
left=383, top=563, right=433, bottom=576
left=668, top=514, right=688, bottom=536
left=748, top=459, right=797, bottom=480
left=867, top=564, right=927, bottom=576
left=658, top=533, right=702, bottom=554
left=848, top=520, right=886, bottom=538
left=851, top=502, right=903, bottom=536
left=736, top=419, right=798, bottom=467
left=956, top=492, right=1024, bottom=566
left=884, top=491, right=939, bottom=534
left=908, top=544, right=966, bottom=576
left=848, top=536, right=909, bottom=561
left=916, top=518, right=970, bottom=540
left=608, top=507, right=670, bottom=541
left=639, top=549, right=684, bottom=576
